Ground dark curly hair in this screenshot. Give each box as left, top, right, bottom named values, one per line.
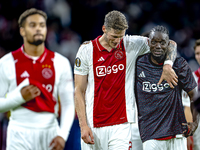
left=150, top=25, right=169, bottom=36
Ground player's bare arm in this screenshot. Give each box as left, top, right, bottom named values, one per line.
left=166, top=40, right=177, bottom=62
left=74, top=74, right=95, bottom=144
left=183, top=88, right=199, bottom=137
left=183, top=94, right=194, bottom=149
left=158, top=40, right=178, bottom=88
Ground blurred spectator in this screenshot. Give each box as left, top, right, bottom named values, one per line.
left=58, top=28, right=81, bottom=67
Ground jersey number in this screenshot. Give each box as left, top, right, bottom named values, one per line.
left=42, top=84, right=52, bottom=92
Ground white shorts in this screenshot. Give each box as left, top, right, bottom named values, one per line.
left=130, top=123, right=143, bottom=150
left=143, top=136, right=187, bottom=150
left=6, top=123, right=57, bottom=150
left=81, top=122, right=131, bottom=150
left=193, top=122, right=200, bottom=150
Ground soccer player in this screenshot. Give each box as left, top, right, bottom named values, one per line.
left=182, top=90, right=194, bottom=150
left=182, top=39, right=200, bottom=150
left=0, top=8, right=75, bottom=150
left=74, top=11, right=178, bottom=149
left=135, top=25, right=199, bottom=150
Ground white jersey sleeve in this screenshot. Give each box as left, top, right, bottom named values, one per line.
left=182, top=72, right=198, bottom=107
left=0, top=53, right=26, bottom=113
left=182, top=90, right=190, bottom=107
left=74, top=41, right=93, bottom=75
left=54, top=53, right=75, bottom=141
left=123, top=35, right=150, bottom=57
left=122, top=35, right=150, bottom=123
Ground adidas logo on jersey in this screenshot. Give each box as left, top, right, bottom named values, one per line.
left=139, top=71, right=146, bottom=77
left=98, top=57, right=105, bottom=62
left=14, top=59, right=18, bottom=63
left=20, top=71, right=30, bottom=78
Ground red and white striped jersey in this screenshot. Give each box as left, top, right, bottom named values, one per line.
left=194, top=68, right=200, bottom=87
left=0, top=46, right=75, bottom=140
left=74, top=35, right=149, bottom=128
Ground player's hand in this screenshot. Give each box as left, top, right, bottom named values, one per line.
left=81, top=125, right=95, bottom=144
left=187, top=136, right=194, bottom=150
left=158, top=64, right=178, bottom=88
left=20, top=85, right=41, bottom=102
left=49, top=136, right=65, bottom=150
left=182, top=122, right=198, bottom=137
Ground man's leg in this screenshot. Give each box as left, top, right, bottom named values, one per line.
left=109, top=123, right=131, bottom=150
left=193, top=121, right=200, bottom=150
left=81, top=126, right=108, bottom=150
left=143, top=139, right=166, bottom=150
left=7, top=123, right=57, bottom=150
left=131, top=123, right=143, bottom=150
left=169, top=137, right=187, bottom=150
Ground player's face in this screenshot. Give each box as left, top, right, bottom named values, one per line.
left=21, top=14, right=47, bottom=46
left=148, top=31, right=169, bottom=63
left=195, top=45, right=200, bottom=65
left=104, top=28, right=125, bottom=49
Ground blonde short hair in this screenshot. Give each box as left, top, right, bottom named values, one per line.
left=104, top=10, right=128, bottom=31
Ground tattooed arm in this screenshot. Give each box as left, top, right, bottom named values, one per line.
left=158, top=40, right=178, bottom=88
left=165, top=40, right=177, bottom=62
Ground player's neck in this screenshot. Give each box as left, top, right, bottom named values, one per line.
left=151, top=58, right=159, bottom=65
left=23, top=42, right=45, bottom=57
left=99, top=35, right=112, bottom=52
left=150, top=57, right=165, bottom=66
left=150, top=54, right=166, bottom=65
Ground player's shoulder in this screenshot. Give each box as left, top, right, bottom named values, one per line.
left=53, top=52, right=72, bottom=73
left=79, top=40, right=93, bottom=52
left=0, top=52, right=13, bottom=65
left=45, top=47, right=69, bottom=64
left=173, top=56, right=189, bottom=70
left=54, top=52, right=70, bottom=64
left=76, top=40, right=93, bottom=60
left=174, top=56, right=187, bottom=65
left=137, top=53, right=149, bottom=60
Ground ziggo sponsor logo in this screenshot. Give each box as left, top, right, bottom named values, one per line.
left=142, top=82, right=170, bottom=92
left=96, top=64, right=124, bottom=77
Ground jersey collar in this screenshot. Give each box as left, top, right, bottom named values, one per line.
left=20, top=45, right=48, bottom=63
left=95, top=36, right=105, bottom=52
left=95, top=36, right=123, bottom=52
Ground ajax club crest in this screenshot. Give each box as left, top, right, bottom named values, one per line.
left=42, top=65, right=53, bottom=79
left=114, top=50, right=124, bottom=59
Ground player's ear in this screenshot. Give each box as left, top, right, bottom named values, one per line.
left=147, top=38, right=150, bottom=46
left=20, top=27, right=25, bottom=37
left=102, top=25, right=106, bottom=33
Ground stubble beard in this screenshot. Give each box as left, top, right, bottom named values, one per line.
left=151, top=53, right=166, bottom=64
left=28, top=39, right=44, bottom=46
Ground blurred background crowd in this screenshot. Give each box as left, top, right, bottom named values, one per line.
left=0, top=0, right=200, bottom=149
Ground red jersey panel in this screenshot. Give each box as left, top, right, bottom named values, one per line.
left=12, top=47, right=56, bottom=113
left=194, top=68, right=200, bottom=89
left=92, top=36, right=127, bottom=127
